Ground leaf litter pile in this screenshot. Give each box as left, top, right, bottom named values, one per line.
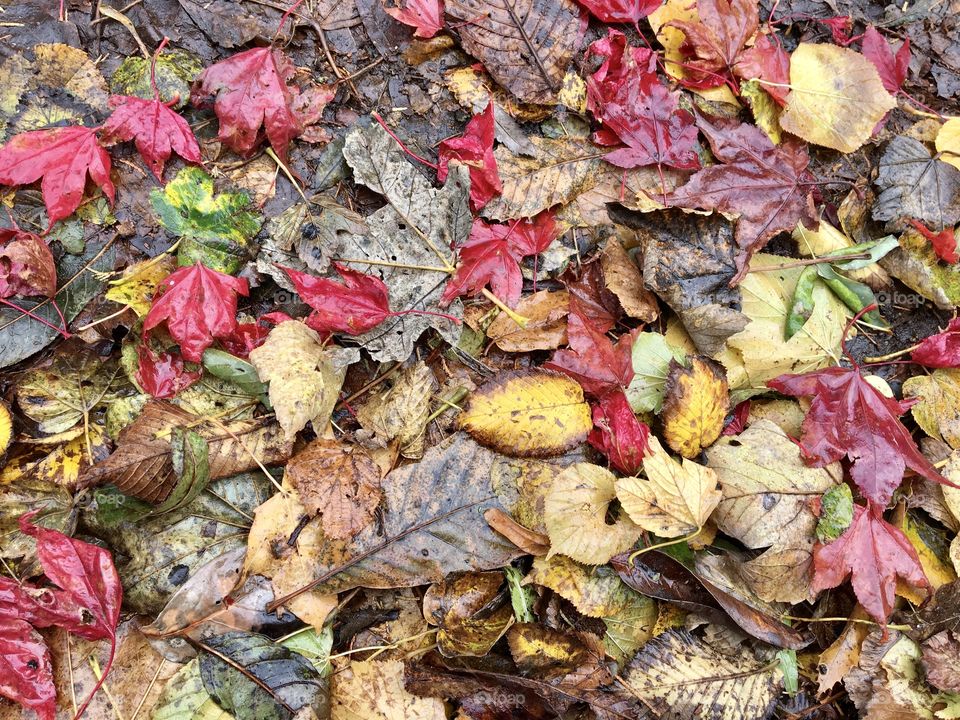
left=3, top=0, right=960, bottom=717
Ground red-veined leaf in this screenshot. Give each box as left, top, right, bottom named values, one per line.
left=438, top=100, right=502, bottom=212
left=666, top=0, right=758, bottom=90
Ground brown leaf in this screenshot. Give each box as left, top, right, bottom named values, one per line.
left=921, top=630, right=960, bottom=692
left=445, top=0, right=582, bottom=104
left=286, top=438, right=383, bottom=540
left=484, top=507, right=550, bottom=555
left=662, top=356, right=729, bottom=458
left=355, top=361, right=437, bottom=459
left=506, top=623, right=611, bottom=688
left=601, top=239, right=658, bottom=322
left=80, top=400, right=292, bottom=503
left=423, top=571, right=514, bottom=656
left=487, top=290, right=569, bottom=352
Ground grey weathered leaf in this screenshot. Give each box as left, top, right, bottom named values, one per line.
left=610, top=207, right=747, bottom=357
left=339, top=123, right=468, bottom=361
left=445, top=0, right=582, bottom=104
left=873, top=136, right=960, bottom=230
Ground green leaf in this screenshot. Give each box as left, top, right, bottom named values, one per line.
left=785, top=265, right=818, bottom=340
left=777, top=649, right=799, bottom=696
left=152, top=658, right=234, bottom=720
left=816, top=484, right=854, bottom=543
left=626, top=332, right=686, bottom=413
left=111, top=50, right=203, bottom=110
left=816, top=264, right=884, bottom=327
left=279, top=627, right=333, bottom=677
left=202, top=349, right=268, bottom=399
left=504, top=566, right=535, bottom=623
left=152, top=428, right=211, bottom=515
left=151, top=167, right=262, bottom=274
left=831, top=235, right=899, bottom=271
left=198, top=631, right=329, bottom=720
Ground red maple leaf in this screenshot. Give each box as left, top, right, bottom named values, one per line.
left=0, top=228, right=56, bottom=299
left=0, top=618, right=55, bottom=720
left=136, top=344, right=201, bottom=399
left=545, top=314, right=637, bottom=398
left=384, top=0, right=444, bottom=38
left=575, top=0, right=662, bottom=24
left=667, top=114, right=817, bottom=282
left=143, top=263, right=249, bottom=363
left=862, top=26, right=910, bottom=95
left=438, top=100, right=502, bottom=212
left=101, top=95, right=201, bottom=181
left=283, top=262, right=394, bottom=335
left=817, top=16, right=857, bottom=46
left=908, top=219, right=957, bottom=263
left=767, top=366, right=947, bottom=506
left=219, top=319, right=274, bottom=358
left=812, top=503, right=927, bottom=623
left=441, top=212, right=558, bottom=308
left=720, top=399, right=751, bottom=436
left=0, top=126, right=114, bottom=228
left=192, top=46, right=333, bottom=162
left=666, top=0, right=758, bottom=90
left=734, top=33, right=791, bottom=105
left=588, top=390, right=650, bottom=475
left=912, top=318, right=960, bottom=368
left=587, top=31, right=699, bottom=174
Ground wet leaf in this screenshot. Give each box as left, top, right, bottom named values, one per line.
left=544, top=462, right=642, bottom=564
left=623, top=629, right=781, bottom=720
left=588, top=390, right=650, bottom=476
left=600, top=238, right=658, bottom=322
left=626, top=331, right=686, bottom=413
left=780, top=43, right=896, bottom=153
left=110, top=49, right=202, bottom=109
left=80, top=400, right=291, bottom=504
left=151, top=657, right=232, bottom=719
left=331, top=659, right=445, bottom=719
left=936, top=117, right=960, bottom=171
left=873, top=136, right=960, bottom=230
left=662, top=356, right=729, bottom=458
left=506, top=623, right=610, bottom=686
left=285, top=439, right=382, bottom=540
left=445, top=0, right=581, bottom=104
left=248, top=321, right=358, bottom=441
left=438, top=101, right=502, bottom=212
left=904, top=369, right=960, bottom=449
left=105, top=255, right=177, bottom=317
left=423, top=571, right=514, bottom=656
left=384, top=0, right=443, bottom=38
left=0, top=618, right=55, bottom=720
left=486, top=290, right=569, bottom=352
left=666, top=0, right=758, bottom=90
left=355, top=361, right=437, bottom=459
left=460, top=370, right=592, bottom=458
left=616, top=436, right=721, bottom=537
left=0, top=228, right=56, bottom=299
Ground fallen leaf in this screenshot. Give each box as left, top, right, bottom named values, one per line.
left=576, top=0, right=660, bottom=22
left=248, top=320, right=358, bottom=440
left=445, top=0, right=582, bottom=104
left=666, top=0, right=758, bottom=90
left=384, top=0, right=444, bottom=38
left=487, top=290, right=569, bottom=352
left=480, top=135, right=602, bottom=222
left=909, top=219, right=959, bottom=264
left=662, top=356, right=729, bottom=458
left=0, top=229, right=56, bottom=299
left=283, top=262, right=396, bottom=335
left=862, top=26, right=910, bottom=95
left=331, top=659, right=445, bottom=719
left=484, top=507, right=550, bottom=555
left=79, top=400, right=292, bottom=503
left=544, top=462, right=642, bottom=564
left=100, top=93, right=201, bottom=180
left=506, top=623, right=610, bottom=687
left=588, top=390, right=650, bottom=475
left=104, top=255, right=177, bottom=317
left=626, top=331, right=686, bottom=413
left=0, top=125, right=114, bottom=227
left=423, top=571, right=514, bottom=656
left=623, top=629, right=780, bottom=719
left=769, top=365, right=946, bottom=507
left=460, top=370, right=592, bottom=457
left=0, top=618, right=55, bottom=720
left=355, top=361, right=437, bottom=459
left=921, top=630, right=960, bottom=693
left=817, top=608, right=869, bottom=696
left=667, top=114, right=817, bottom=281
left=544, top=318, right=636, bottom=398
left=285, top=439, right=382, bottom=540
left=936, top=117, right=960, bottom=171
left=438, top=100, right=502, bottom=212
left=903, top=369, right=960, bottom=449
left=873, top=136, right=960, bottom=230
left=600, top=238, right=658, bottom=322
left=615, top=435, right=721, bottom=537
left=734, top=33, right=791, bottom=105
left=143, top=262, right=249, bottom=363
left=192, top=46, right=334, bottom=161
left=812, top=504, right=928, bottom=623
left=135, top=344, right=201, bottom=399
left=780, top=43, right=896, bottom=153
left=110, top=48, right=202, bottom=109
left=526, top=554, right=639, bottom=617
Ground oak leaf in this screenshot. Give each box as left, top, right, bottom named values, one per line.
left=661, top=356, right=729, bottom=458
left=0, top=125, right=114, bottom=227
left=615, top=436, right=721, bottom=537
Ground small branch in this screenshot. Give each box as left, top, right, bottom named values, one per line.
left=751, top=253, right=871, bottom=272
left=864, top=343, right=920, bottom=363
left=481, top=289, right=528, bottom=328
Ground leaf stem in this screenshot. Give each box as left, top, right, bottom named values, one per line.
left=0, top=297, right=71, bottom=338
left=371, top=112, right=439, bottom=170
left=751, top=253, right=871, bottom=272
left=150, top=37, right=169, bottom=99
left=333, top=257, right=451, bottom=273
left=274, top=0, right=305, bottom=39
left=628, top=526, right=703, bottom=564
left=864, top=344, right=920, bottom=364
left=481, top=288, right=528, bottom=328
left=779, top=614, right=911, bottom=631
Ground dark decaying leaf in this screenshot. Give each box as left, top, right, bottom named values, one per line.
left=623, top=629, right=780, bottom=720
left=197, top=630, right=329, bottom=720
left=423, top=571, right=514, bottom=656
left=609, top=206, right=746, bottom=356
left=80, top=400, right=292, bottom=504
left=872, top=136, right=960, bottom=230
left=445, top=0, right=582, bottom=104
left=265, top=434, right=523, bottom=602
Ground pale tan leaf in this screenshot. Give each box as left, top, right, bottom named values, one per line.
left=356, top=362, right=437, bottom=459
left=487, top=290, right=569, bottom=352
left=331, top=659, right=445, bottom=720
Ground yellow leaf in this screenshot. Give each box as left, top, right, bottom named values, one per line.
left=249, top=321, right=358, bottom=441
left=793, top=220, right=890, bottom=287
left=903, top=369, right=960, bottom=449
left=105, top=255, right=177, bottom=316
left=558, top=70, right=587, bottom=113
left=662, top=356, right=729, bottom=458
left=780, top=43, right=896, bottom=153
left=936, top=117, right=960, bottom=171
left=544, top=463, right=642, bottom=564
left=460, top=370, right=592, bottom=457
left=444, top=66, right=551, bottom=123
left=739, top=79, right=782, bottom=145
left=1, top=424, right=110, bottom=488
left=897, top=513, right=956, bottom=596
left=615, top=436, right=721, bottom=537
left=0, top=400, right=11, bottom=462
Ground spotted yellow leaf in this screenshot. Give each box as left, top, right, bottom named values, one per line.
left=460, top=370, right=591, bottom=457
left=105, top=255, right=177, bottom=316
left=544, top=463, right=642, bottom=564
left=662, top=356, right=729, bottom=458
left=936, top=117, right=960, bottom=171
left=615, top=436, right=721, bottom=538
left=0, top=400, right=11, bottom=461
left=780, top=43, right=896, bottom=153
